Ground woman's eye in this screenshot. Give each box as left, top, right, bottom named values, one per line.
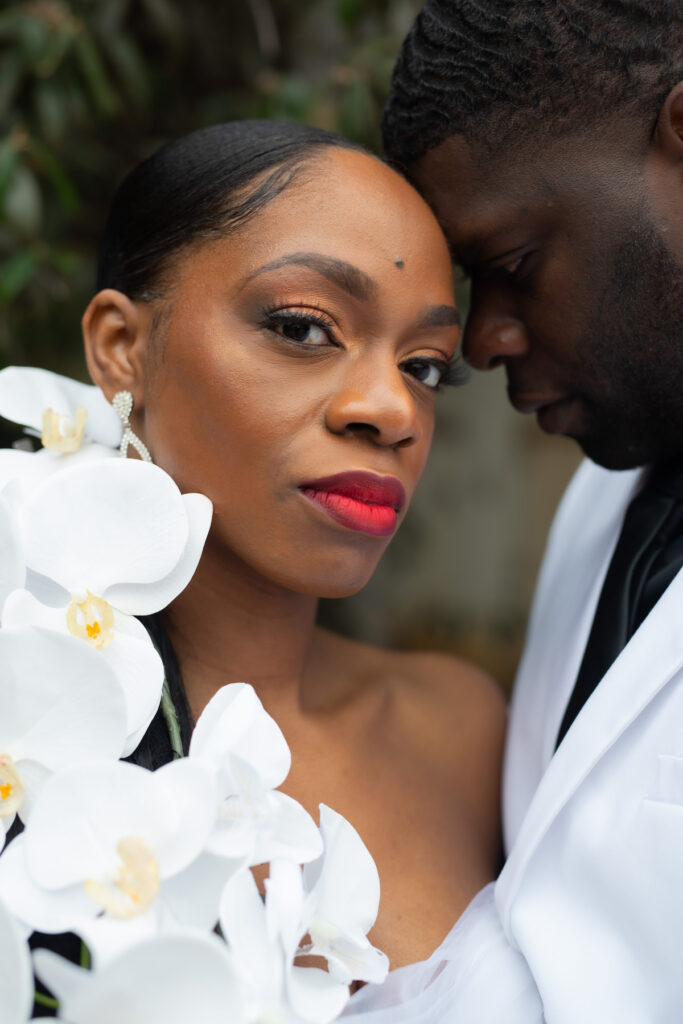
left=403, top=359, right=446, bottom=390
left=266, top=313, right=333, bottom=347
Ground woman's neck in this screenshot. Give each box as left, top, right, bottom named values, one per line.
left=163, top=543, right=320, bottom=721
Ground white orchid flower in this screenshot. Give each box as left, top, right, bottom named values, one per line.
left=21, top=457, right=212, bottom=620
left=301, top=806, right=388, bottom=985
left=33, top=930, right=248, bottom=1024
left=0, top=759, right=237, bottom=966
left=190, top=684, right=322, bottom=866
left=0, top=366, right=121, bottom=454
left=2, top=589, right=163, bottom=756
left=220, top=861, right=350, bottom=1024
left=0, top=895, right=34, bottom=1024
left=0, top=626, right=127, bottom=850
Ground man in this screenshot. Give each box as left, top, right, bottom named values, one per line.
left=383, top=3, right=683, bottom=1021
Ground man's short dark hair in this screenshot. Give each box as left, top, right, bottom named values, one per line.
left=383, top=0, right=683, bottom=167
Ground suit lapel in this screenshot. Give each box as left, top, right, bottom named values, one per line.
left=499, top=464, right=683, bottom=929
left=498, top=561, right=683, bottom=927
left=503, top=463, right=642, bottom=845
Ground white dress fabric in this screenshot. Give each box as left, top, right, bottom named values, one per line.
left=342, top=884, right=545, bottom=1022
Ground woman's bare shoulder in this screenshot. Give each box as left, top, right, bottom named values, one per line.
left=317, top=628, right=506, bottom=759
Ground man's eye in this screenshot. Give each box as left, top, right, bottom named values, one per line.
left=502, top=255, right=525, bottom=275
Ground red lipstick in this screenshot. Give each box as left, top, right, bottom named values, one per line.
left=299, top=471, right=406, bottom=537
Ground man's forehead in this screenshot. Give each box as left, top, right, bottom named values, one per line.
left=411, top=134, right=553, bottom=243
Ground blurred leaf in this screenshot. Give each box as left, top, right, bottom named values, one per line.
left=3, top=162, right=42, bottom=236
left=73, top=27, right=119, bottom=117
left=0, top=140, right=20, bottom=200
left=0, top=248, right=39, bottom=303
left=34, top=79, right=69, bottom=141
left=336, top=0, right=364, bottom=29
left=103, top=30, right=150, bottom=107
left=0, top=6, right=27, bottom=39
left=0, top=47, right=23, bottom=118
left=139, top=0, right=185, bottom=47
left=46, top=245, right=81, bottom=275
left=29, top=137, right=79, bottom=213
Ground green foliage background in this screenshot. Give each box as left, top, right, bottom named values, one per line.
left=0, top=0, right=421, bottom=378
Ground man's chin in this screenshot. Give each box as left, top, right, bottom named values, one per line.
left=574, top=433, right=654, bottom=472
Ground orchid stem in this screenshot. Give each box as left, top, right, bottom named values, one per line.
left=80, top=939, right=91, bottom=969
left=161, top=678, right=184, bottom=759
left=34, top=992, right=59, bottom=1009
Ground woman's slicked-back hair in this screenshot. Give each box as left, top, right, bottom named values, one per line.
left=97, top=120, right=369, bottom=297
left=382, top=0, right=683, bottom=168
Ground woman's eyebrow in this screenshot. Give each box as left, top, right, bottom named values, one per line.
left=416, top=305, right=461, bottom=329
left=240, top=251, right=377, bottom=301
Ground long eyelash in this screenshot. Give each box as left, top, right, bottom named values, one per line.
left=442, top=353, right=470, bottom=388
left=259, top=303, right=336, bottom=333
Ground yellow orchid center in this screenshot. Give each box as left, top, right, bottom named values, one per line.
left=66, top=591, right=115, bottom=650
left=41, top=406, right=87, bottom=454
left=84, top=836, right=160, bottom=919
left=0, top=753, right=24, bottom=818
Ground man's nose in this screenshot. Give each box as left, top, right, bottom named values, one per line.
left=463, top=310, right=530, bottom=371
left=324, top=358, right=421, bottom=449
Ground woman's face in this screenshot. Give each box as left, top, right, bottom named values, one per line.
left=141, top=148, right=460, bottom=597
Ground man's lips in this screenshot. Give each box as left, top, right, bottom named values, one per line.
left=508, top=390, right=581, bottom=436
left=298, top=471, right=406, bottom=538
left=508, top=390, right=569, bottom=414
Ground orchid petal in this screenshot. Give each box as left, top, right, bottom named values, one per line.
left=24, top=460, right=189, bottom=598
left=0, top=448, right=44, bottom=493
left=0, top=494, right=25, bottom=613
left=25, top=569, right=70, bottom=607
left=34, top=930, right=246, bottom=1024
left=313, top=935, right=389, bottom=985
left=288, top=965, right=350, bottom=1024
left=265, top=858, right=306, bottom=956
left=152, top=759, right=217, bottom=876
left=161, top=851, right=243, bottom=930
left=191, top=682, right=291, bottom=789
left=219, top=866, right=284, bottom=1002
left=0, top=367, right=121, bottom=446
left=103, top=492, right=213, bottom=615
left=304, top=806, right=380, bottom=938
left=250, top=792, right=323, bottom=866
left=0, top=835, right=96, bottom=936
left=2, top=592, right=164, bottom=755
left=75, top=907, right=160, bottom=968
left=25, top=762, right=174, bottom=889
left=299, top=806, right=388, bottom=986
left=0, top=626, right=127, bottom=771
left=0, top=894, right=33, bottom=1024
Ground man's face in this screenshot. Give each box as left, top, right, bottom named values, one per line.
left=411, top=132, right=683, bottom=469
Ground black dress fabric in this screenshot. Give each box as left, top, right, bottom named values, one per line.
left=556, top=461, right=683, bottom=749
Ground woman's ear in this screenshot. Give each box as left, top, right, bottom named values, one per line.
left=82, top=289, right=151, bottom=406
left=653, top=81, right=683, bottom=162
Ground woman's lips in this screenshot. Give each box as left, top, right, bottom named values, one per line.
left=299, top=471, right=406, bottom=538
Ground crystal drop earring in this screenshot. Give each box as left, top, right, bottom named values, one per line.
left=111, top=390, right=152, bottom=463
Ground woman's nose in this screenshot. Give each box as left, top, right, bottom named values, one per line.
left=324, top=362, right=421, bottom=449
left=463, top=310, right=530, bottom=371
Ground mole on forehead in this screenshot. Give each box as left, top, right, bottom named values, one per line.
left=394, top=258, right=405, bottom=269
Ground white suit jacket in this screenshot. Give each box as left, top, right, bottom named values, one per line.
left=496, top=459, right=683, bottom=1023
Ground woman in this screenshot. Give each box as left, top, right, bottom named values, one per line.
left=77, top=121, right=539, bottom=1018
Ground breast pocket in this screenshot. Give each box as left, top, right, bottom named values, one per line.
left=647, top=752, right=683, bottom=805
